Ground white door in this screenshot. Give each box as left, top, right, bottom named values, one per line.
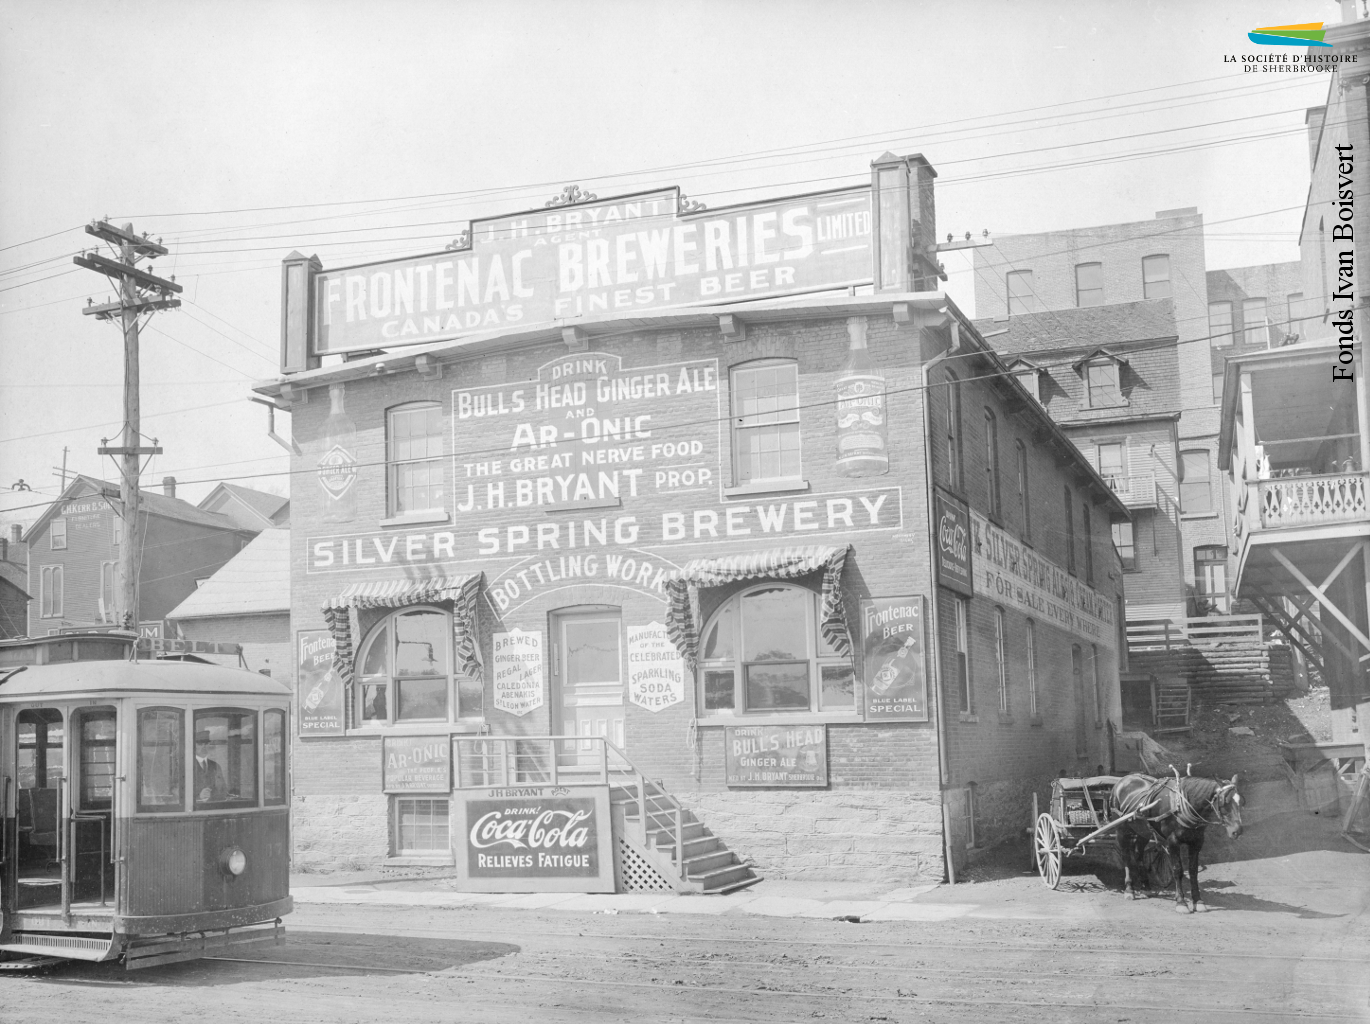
left=554, top=611, right=625, bottom=761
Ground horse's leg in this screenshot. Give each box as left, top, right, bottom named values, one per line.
left=1169, top=840, right=1191, bottom=914
left=1189, top=835, right=1208, bottom=913
left=1119, top=833, right=1142, bottom=900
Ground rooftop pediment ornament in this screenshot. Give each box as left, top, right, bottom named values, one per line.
left=545, top=184, right=598, bottom=208
left=677, top=191, right=707, bottom=214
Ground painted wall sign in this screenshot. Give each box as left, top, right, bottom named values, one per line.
left=725, top=725, right=828, bottom=787
left=486, top=550, right=679, bottom=614
left=932, top=489, right=973, bottom=596
left=310, top=186, right=873, bottom=356
left=297, top=629, right=344, bottom=735
left=969, top=510, right=1116, bottom=650
left=304, top=485, right=902, bottom=574
left=626, top=621, right=686, bottom=712
left=455, top=785, right=614, bottom=893
left=381, top=734, right=453, bottom=793
left=452, top=351, right=723, bottom=519
left=860, top=596, right=928, bottom=721
left=492, top=628, right=544, bottom=716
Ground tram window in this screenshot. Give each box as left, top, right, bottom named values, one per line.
left=78, top=708, right=117, bottom=810
left=17, top=708, right=64, bottom=790
left=137, top=707, right=184, bottom=813
left=193, top=709, right=258, bottom=810
left=264, top=709, right=287, bottom=806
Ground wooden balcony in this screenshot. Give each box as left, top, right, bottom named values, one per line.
left=1257, top=471, right=1368, bottom=529
left=1105, top=473, right=1156, bottom=509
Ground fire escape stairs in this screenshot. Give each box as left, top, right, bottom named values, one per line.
left=609, top=777, right=761, bottom=894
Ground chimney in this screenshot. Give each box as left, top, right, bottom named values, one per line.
left=162, top=476, right=177, bottom=499
left=0, top=538, right=7, bottom=562
left=9, top=524, right=20, bottom=543
left=1306, top=106, right=1327, bottom=173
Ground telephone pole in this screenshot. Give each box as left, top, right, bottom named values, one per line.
left=74, top=221, right=181, bottom=630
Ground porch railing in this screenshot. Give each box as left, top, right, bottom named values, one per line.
left=1258, top=471, right=1368, bottom=528
left=1105, top=473, right=1157, bottom=509
left=1127, top=614, right=1263, bottom=652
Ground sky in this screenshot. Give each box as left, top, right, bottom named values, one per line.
left=0, top=0, right=1346, bottom=532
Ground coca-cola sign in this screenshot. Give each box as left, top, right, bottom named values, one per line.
left=932, top=490, right=973, bottom=596
left=458, top=786, right=614, bottom=891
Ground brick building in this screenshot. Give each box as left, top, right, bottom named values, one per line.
left=22, top=475, right=256, bottom=634
left=974, top=208, right=1234, bottom=619
left=974, top=299, right=1188, bottom=624
left=258, top=161, right=1129, bottom=885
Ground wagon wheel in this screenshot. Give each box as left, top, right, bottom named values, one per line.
left=1034, top=813, right=1063, bottom=889
left=1142, top=842, right=1175, bottom=890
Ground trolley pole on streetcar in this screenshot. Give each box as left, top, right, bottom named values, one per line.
left=74, top=223, right=181, bottom=630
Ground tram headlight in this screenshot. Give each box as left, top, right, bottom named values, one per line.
left=220, top=847, right=247, bottom=877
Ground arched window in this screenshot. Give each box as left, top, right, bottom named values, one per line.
left=697, top=584, right=854, bottom=715
left=356, top=605, right=483, bottom=725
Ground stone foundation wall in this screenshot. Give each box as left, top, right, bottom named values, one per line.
left=679, top=789, right=945, bottom=883
left=292, top=793, right=389, bottom=872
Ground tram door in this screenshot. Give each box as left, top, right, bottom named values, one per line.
left=70, top=707, right=116, bottom=906
left=552, top=611, right=625, bottom=769
left=13, top=708, right=65, bottom=910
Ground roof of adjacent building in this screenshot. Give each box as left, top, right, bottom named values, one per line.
left=198, top=482, right=290, bottom=530
left=974, top=299, right=1179, bottom=358
left=0, top=561, right=29, bottom=598
left=22, top=475, right=247, bottom=543
left=166, top=528, right=290, bottom=620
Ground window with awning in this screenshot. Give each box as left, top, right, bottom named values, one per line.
left=321, top=573, right=484, bottom=727
left=664, top=546, right=852, bottom=716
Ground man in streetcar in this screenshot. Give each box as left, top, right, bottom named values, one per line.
left=195, top=730, right=228, bottom=803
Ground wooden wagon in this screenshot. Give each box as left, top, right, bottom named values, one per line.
left=1032, top=775, right=1173, bottom=890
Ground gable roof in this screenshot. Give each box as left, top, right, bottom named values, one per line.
left=198, top=483, right=290, bottom=530
left=973, top=298, right=1178, bottom=359
left=1070, top=347, right=1130, bottom=371
left=166, top=528, right=290, bottom=619
left=0, top=561, right=29, bottom=598
left=22, top=475, right=246, bottom=543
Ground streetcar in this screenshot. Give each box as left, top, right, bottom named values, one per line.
left=0, top=631, right=292, bottom=969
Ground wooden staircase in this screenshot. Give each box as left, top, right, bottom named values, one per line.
left=610, top=778, right=760, bottom=894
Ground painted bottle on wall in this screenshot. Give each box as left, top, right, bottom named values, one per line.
left=834, top=316, right=889, bottom=477
left=318, top=382, right=358, bottom=523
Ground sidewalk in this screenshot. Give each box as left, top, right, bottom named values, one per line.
left=290, top=871, right=1114, bottom=922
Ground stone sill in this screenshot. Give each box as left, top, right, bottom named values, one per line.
left=1029, top=715, right=1044, bottom=727
left=385, top=854, right=454, bottom=868
left=958, top=713, right=979, bottom=724
left=338, top=722, right=487, bottom=739
left=379, top=510, right=450, bottom=528
left=697, top=713, right=863, bottom=727
left=997, top=712, right=1015, bottom=726
left=723, top=478, right=810, bottom=499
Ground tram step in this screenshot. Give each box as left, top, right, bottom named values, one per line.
left=0, top=932, right=119, bottom=962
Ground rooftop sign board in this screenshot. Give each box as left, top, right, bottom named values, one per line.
left=310, top=185, right=873, bottom=357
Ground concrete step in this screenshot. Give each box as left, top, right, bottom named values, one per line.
left=683, top=849, right=736, bottom=874
left=689, top=862, right=758, bottom=892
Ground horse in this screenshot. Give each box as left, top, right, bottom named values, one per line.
left=1109, top=772, right=1243, bottom=914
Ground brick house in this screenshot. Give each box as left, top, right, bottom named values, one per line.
left=22, top=475, right=257, bottom=634
left=257, top=161, right=1128, bottom=884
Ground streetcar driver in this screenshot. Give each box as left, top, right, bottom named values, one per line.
left=195, top=730, right=229, bottom=803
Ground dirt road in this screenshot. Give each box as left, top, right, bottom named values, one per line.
left=3, top=868, right=1366, bottom=1024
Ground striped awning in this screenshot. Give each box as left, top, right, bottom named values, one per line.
left=321, top=573, right=483, bottom=689
left=664, top=546, right=850, bottom=668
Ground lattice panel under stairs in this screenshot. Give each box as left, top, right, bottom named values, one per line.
left=615, top=835, right=675, bottom=892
